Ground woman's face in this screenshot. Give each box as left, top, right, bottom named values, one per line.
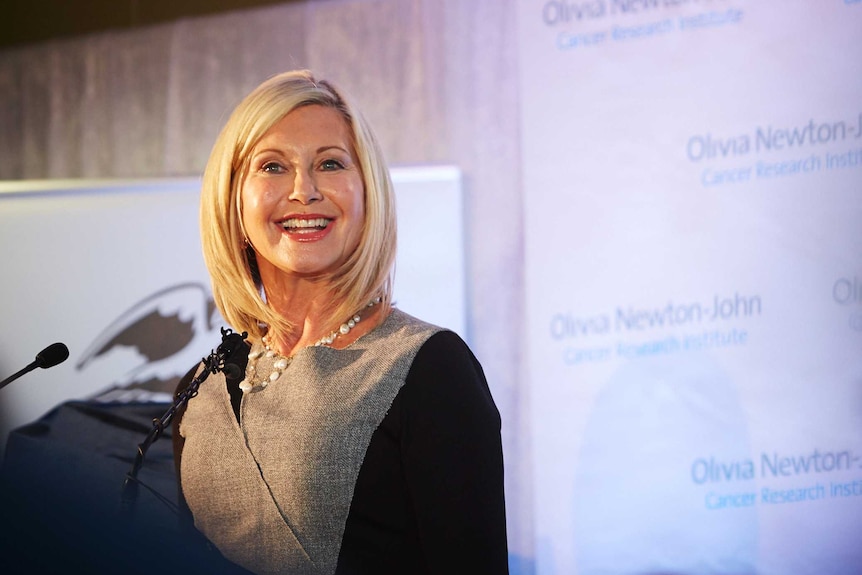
left=240, top=105, right=365, bottom=286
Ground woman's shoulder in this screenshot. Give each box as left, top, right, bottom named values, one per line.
left=404, top=329, right=499, bottom=420
left=382, top=308, right=483, bottom=382
left=383, top=307, right=445, bottom=336
left=355, top=307, right=446, bottom=360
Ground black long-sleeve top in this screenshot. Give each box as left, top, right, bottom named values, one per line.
left=173, top=330, right=509, bottom=575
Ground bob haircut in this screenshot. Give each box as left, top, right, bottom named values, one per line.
left=200, top=70, right=397, bottom=341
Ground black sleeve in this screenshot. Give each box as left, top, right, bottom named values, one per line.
left=401, top=331, right=509, bottom=574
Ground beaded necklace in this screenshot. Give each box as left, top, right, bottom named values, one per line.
left=239, top=298, right=381, bottom=393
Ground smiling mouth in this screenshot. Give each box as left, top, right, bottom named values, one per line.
left=281, top=217, right=332, bottom=233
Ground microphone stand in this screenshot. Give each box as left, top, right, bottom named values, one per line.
left=119, top=327, right=247, bottom=522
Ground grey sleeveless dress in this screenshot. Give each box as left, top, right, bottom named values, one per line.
left=179, top=309, right=441, bottom=575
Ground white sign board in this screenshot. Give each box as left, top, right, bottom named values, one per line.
left=0, top=166, right=465, bottom=454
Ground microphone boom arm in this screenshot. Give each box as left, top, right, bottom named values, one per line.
left=119, top=327, right=247, bottom=519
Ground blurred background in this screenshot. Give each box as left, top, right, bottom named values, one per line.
left=1, top=1, right=860, bottom=574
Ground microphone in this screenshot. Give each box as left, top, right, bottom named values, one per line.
left=222, top=362, right=242, bottom=380
left=0, top=342, right=69, bottom=391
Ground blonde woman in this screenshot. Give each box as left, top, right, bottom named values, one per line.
left=172, top=70, right=508, bottom=575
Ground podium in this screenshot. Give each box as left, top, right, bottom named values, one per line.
left=0, top=400, right=239, bottom=574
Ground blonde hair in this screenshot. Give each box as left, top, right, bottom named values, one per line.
left=200, top=70, right=396, bottom=341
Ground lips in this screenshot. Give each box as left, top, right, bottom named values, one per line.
left=280, top=217, right=331, bottom=232
left=277, top=216, right=333, bottom=241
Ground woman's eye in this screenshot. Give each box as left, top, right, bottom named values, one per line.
left=320, top=159, right=344, bottom=171
left=262, top=161, right=284, bottom=173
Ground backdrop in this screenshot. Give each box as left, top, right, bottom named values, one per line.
left=1, top=0, right=861, bottom=573
left=518, top=1, right=862, bottom=573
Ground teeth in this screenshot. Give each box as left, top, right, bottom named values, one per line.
left=282, top=217, right=330, bottom=230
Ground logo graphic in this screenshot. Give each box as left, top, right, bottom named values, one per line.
left=76, top=282, right=224, bottom=401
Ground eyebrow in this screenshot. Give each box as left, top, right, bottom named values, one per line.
left=316, top=145, right=351, bottom=155
left=251, top=145, right=351, bottom=157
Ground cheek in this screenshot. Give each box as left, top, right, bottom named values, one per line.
left=353, top=194, right=366, bottom=220
left=350, top=188, right=367, bottom=238
left=240, top=181, right=272, bottom=224
left=238, top=189, right=255, bottom=236
left=351, top=177, right=366, bottom=217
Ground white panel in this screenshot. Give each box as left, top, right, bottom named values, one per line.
left=0, top=167, right=465, bottom=454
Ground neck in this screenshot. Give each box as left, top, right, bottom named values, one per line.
left=259, top=273, right=329, bottom=342
left=264, top=291, right=388, bottom=357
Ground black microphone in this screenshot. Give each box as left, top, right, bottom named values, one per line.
left=222, top=362, right=242, bottom=380
left=0, top=342, right=69, bottom=391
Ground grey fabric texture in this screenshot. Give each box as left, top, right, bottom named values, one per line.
left=179, top=309, right=442, bottom=575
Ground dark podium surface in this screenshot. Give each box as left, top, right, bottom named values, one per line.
left=0, top=400, right=229, bottom=574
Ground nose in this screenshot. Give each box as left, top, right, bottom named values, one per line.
left=289, top=168, right=322, bottom=204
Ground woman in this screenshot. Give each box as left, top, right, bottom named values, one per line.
left=172, top=70, right=508, bottom=575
